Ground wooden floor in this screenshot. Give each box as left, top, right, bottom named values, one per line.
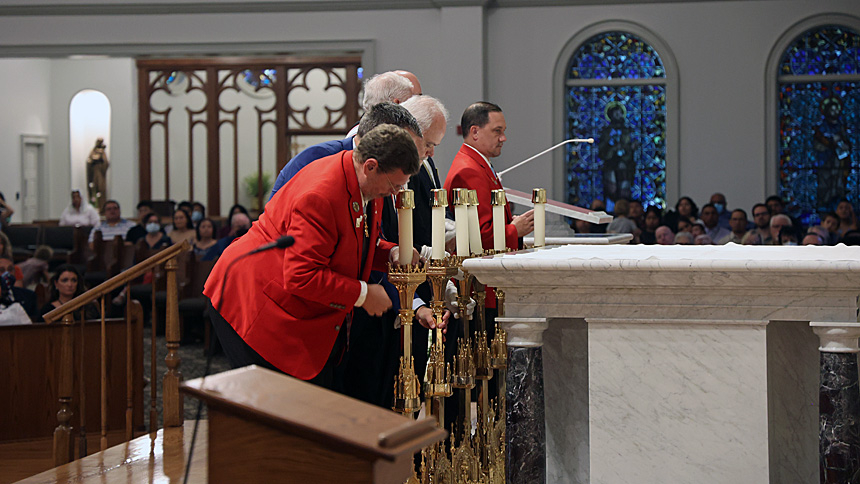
left=2, top=422, right=207, bottom=484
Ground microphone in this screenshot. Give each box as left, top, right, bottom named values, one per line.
left=496, top=138, right=594, bottom=181
left=247, top=235, right=295, bottom=254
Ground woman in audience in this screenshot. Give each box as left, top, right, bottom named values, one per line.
left=836, top=199, right=859, bottom=237
left=168, top=208, right=196, bottom=245
left=191, top=202, right=206, bottom=226
left=0, top=266, right=30, bottom=325
left=0, top=232, right=24, bottom=287
left=663, top=196, right=698, bottom=232
left=193, top=218, right=218, bottom=257
left=38, top=264, right=98, bottom=321
left=218, top=204, right=250, bottom=238
left=16, top=245, right=52, bottom=288
left=141, top=212, right=172, bottom=249
left=638, top=206, right=662, bottom=245
left=0, top=191, right=14, bottom=232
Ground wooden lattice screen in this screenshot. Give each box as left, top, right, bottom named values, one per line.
left=137, top=56, right=362, bottom=216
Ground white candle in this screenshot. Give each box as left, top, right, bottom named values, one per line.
left=397, top=190, right=414, bottom=265
left=431, top=189, right=447, bottom=259
left=491, top=189, right=506, bottom=251
left=532, top=188, right=546, bottom=248
left=453, top=188, right=470, bottom=257
left=467, top=190, right=483, bottom=255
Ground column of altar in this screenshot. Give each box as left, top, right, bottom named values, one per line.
left=464, top=244, right=860, bottom=484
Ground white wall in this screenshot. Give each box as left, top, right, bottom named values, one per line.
left=486, top=0, right=860, bottom=213
left=0, top=58, right=51, bottom=222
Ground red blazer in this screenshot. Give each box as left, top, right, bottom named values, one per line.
left=444, top=143, right=520, bottom=308
left=204, top=150, right=394, bottom=380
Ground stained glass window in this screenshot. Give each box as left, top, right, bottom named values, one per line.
left=778, top=26, right=860, bottom=226
left=241, top=68, right=277, bottom=89
left=565, top=31, right=667, bottom=211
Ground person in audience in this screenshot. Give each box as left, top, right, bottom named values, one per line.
left=0, top=257, right=36, bottom=319
left=820, top=212, right=840, bottom=245
left=694, top=234, right=713, bottom=245
left=841, top=230, right=860, bottom=246
left=193, top=218, right=218, bottom=257
left=639, top=206, right=662, bottom=244
left=38, top=264, right=98, bottom=322
left=628, top=199, right=645, bottom=229
left=663, top=196, right=698, bottom=232
left=0, top=232, right=24, bottom=286
left=700, top=203, right=731, bottom=243
left=719, top=209, right=749, bottom=244
left=742, top=231, right=763, bottom=245
left=709, top=192, right=731, bottom=229
left=589, top=199, right=608, bottom=233
left=573, top=218, right=593, bottom=234
left=204, top=213, right=251, bottom=261
left=126, top=200, right=154, bottom=244
left=16, top=245, right=52, bottom=288
left=778, top=226, right=798, bottom=245
left=655, top=225, right=675, bottom=245
left=218, top=204, right=251, bottom=238
left=676, top=216, right=693, bottom=234
left=766, top=194, right=803, bottom=235
left=59, top=189, right=100, bottom=227
left=140, top=212, right=171, bottom=249
left=606, top=198, right=638, bottom=235
left=803, top=232, right=824, bottom=246
left=0, top=192, right=14, bottom=231
left=191, top=202, right=206, bottom=226
left=836, top=199, right=859, bottom=237
left=0, top=260, right=31, bottom=325
left=168, top=208, right=196, bottom=245
left=750, top=203, right=772, bottom=244
left=674, top=231, right=694, bottom=245
left=88, top=200, right=136, bottom=247
left=690, top=221, right=706, bottom=238
left=770, top=214, right=793, bottom=245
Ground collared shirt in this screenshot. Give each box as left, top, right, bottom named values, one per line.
left=59, top=203, right=100, bottom=227
left=463, top=143, right=498, bottom=179
left=88, top=219, right=136, bottom=243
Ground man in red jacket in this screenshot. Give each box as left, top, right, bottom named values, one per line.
left=204, top=125, right=421, bottom=389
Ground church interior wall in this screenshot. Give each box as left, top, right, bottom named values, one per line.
left=0, top=1, right=856, bottom=220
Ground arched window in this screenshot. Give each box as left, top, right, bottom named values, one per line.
left=775, top=24, right=860, bottom=225
left=557, top=25, right=676, bottom=211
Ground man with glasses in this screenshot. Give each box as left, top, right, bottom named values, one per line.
left=769, top=214, right=793, bottom=246
left=751, top=203, right=772, bottom=245
left=204, top=125, right=421, bottom=391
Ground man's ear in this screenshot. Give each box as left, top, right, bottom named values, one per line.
left=365, top=158, right=378, bottom=172
left=470, top=125, right=480, bottom=140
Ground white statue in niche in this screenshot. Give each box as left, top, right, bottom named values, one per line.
left=86, top=138, right=109, bottom=210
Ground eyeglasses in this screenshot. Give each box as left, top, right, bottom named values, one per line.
left=385, top=173, right=408, bottom=193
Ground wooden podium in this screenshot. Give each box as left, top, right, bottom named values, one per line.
left=181, top=365, right=446, bottom=484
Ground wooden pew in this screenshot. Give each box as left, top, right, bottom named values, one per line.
left=0, top=302, right=145, bottom=444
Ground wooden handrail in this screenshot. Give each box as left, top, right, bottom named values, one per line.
left=44, top=240, right=191, bottom=324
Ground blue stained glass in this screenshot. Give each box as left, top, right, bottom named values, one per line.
left=568, top=32, right=665, bottom=80
left=778, top=81, right=860, bottom=225
left=242, top=68, right=277, bottom=88
left=566, top=85, right=667, bottom=209
left=779, top=26, right=860, bottom=76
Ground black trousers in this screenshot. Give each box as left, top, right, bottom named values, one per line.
left=206, top=299, right=346, bottom=390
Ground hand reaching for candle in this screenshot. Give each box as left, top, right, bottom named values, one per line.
left=415, top=306, right=450, bottom=332
left=362, top=284, right=393, bottom=316
left=389, top=246, right=422, bottom=266
left=512, top=209, right=535, bottom=237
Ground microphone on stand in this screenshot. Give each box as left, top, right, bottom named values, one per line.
left=496, top=138, right=594, bottom=181
left=184, top=233, right=295, bottom=484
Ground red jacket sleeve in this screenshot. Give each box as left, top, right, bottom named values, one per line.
left=447, top=165, right=519, bottom=251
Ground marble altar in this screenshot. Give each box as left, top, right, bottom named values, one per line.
left=464, top=244, right=860, bottom=484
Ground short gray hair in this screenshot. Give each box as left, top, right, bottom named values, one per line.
left=770, top=214, right=792, bottom=228
left=401, top=95, right=449, bottom=134
left=357, top=102, right=421, bottom=138
left=362, top=72, right=414, bottom=112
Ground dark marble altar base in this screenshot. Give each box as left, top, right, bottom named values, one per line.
left=507, top=346, right=546, bottom=484
left=819, top=351, right=860, bottom=484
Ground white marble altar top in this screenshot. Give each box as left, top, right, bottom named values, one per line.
left=523, top=234, right=633, bottom=246
left=466, top=243, right=860, bottom=272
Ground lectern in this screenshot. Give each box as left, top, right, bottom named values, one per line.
left=181, top=366, right=446, bottom=484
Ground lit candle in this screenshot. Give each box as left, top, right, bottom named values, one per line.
left=532, top=188, right=547, bottom=248
left=396, top=189, right=414, bottom=265
left=431, top=189, right=447, bottom=259
left=453, top=188, right=470, bottom=257
left=491, top=189, right=506, bottom=251
left=467, top=190, right=483, bottom=255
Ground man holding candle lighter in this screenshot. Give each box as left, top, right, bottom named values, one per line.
left=204, top=125, right=421, bottom=390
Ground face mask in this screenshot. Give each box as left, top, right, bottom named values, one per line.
left=191, top=211, right=203, bottom=223
left=145, top=222, right=161, bottom=234
left=714, top=203, right=725, bottom=214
